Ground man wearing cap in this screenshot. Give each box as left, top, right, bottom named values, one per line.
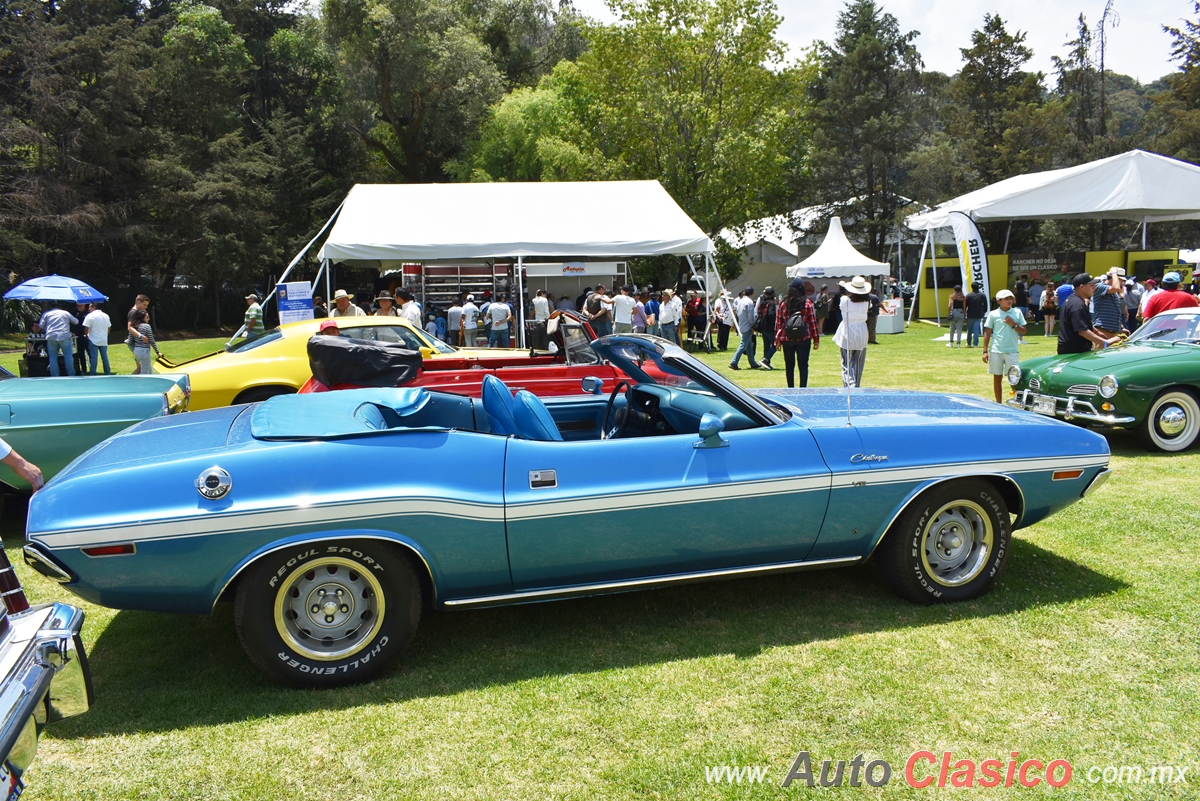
left=318, top=319, right=340, bottom=336
left=1142, top=271, right=1199, bottom=319
left=1059, top=273, right=1119, bottom=356
left=461, top=294, right=480, bottom=346
left=243, top=294, right=264, bottom=339
left=330, top=289, right=366, bottom=318
left=729, top=287, right=760, bottom=370
left=982, top=289, right=1026, bottom=403
left=643, top=290, right=660, bottom=337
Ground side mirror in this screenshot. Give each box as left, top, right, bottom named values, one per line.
left=581, top=376, right=604, bottom=395
left=419, top=346, right=434, bottom=359
left=695, top=413, right=728, bottom=449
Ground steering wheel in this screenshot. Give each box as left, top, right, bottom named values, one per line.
left=601, top=381, right=634, bottom=440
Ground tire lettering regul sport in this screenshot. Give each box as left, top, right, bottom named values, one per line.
left=277, top=636, right=390, bottom=674
left=268, top=545, right=386, bottom=587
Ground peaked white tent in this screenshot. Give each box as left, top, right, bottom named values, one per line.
left=906, top=150, right=1200, bottom=232
left=786, top=217, right=890, bottom=279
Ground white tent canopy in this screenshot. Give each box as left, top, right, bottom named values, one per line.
left=786, top=217, right=890, bottom=279
left=906, top=150, right=1200, bottom=230
left=317, top=181, right=713, bottom=263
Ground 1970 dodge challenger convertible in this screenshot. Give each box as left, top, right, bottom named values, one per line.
left=23, top=336, right=1111, bottom=687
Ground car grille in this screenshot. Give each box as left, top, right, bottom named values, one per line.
left=1068, top=384, right=1100, bottom=396
left=1029, top=378, right=1041, bottom=392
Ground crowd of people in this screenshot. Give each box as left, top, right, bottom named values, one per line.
left=28, top=296, right=159, bottom=377
left=972, top=268, right=1200, bottom=402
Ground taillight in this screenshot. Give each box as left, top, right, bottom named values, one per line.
left=0, top=547, right=30, bottom=613
left=81, top=543, right=137, bottom=557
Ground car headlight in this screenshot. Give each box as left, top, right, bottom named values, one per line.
left=1006, top=365, right=1023, bottom=387
left=1099, top=374, right=1118, bottom=398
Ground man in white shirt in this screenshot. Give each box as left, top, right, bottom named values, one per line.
left=487, top=293, right=513, bottom=347
left=611, top=284, right=638, bottom=334
left=330, top=289, right=366, bottom=318
left=397, top=289, right=423, bottom=327
left=658, top=288, right=680, bottom=344
left=82, top=302, right=113, bottom=374
left=530, top=289, right=551, bottom=348
left=447, top=299, right=463, bottom=344
left=461, top=295, right=480, bottom=345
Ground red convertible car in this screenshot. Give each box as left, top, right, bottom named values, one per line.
left=299, top=311, right=627, bottom=398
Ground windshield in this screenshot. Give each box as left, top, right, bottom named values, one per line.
left=226, top=329, right=283, bottom=353
left=595, top=336, right=780, bottom=426
left=561, top=323, right=601, bottom=365
left=1127, top=312, right=1200, bottom=344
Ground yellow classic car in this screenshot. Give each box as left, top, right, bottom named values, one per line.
left=157, top=316, right=510, bottom=410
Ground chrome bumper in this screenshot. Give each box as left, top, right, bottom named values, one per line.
left=1007, top=390, right=1136, bottom=426
left=0, top=602, right=91, bottom=783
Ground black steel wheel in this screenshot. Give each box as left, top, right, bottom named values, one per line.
left=234, top=539, right=421, bottom=687
left=877, top=479, right=1011, bottom=604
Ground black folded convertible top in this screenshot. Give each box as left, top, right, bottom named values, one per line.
left=307, top=335, right=423, bottom=388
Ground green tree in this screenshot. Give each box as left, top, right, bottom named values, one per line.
left=458, top=0, right=802, bottom=287
left=1052, top=14, right=1098, bottom=161
left=802, top=0, right=923, bottom=260
left=323, top=0, right=505, bottom=181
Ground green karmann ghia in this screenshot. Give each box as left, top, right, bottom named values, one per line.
left=0, top=369, right=190, bottom=490
left=1006, top=308, right=1200, bottom=452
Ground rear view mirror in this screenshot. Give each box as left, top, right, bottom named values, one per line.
left=581, top=376, right=604, bottom=395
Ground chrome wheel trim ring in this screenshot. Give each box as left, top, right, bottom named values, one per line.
left=274, top=557, right=386, bottom=661
left=920, top=500, right=993, bottom=587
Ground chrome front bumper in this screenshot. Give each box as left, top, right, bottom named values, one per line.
left=0, top=602, right=91, bottom=784
left=1007, top=390, right=1137, bottom=426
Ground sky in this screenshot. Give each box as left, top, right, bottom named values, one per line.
left=568, top=0, right=1191, bottom=85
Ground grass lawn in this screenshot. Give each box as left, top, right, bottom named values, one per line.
left=6, top=320, right=1199, bottom=800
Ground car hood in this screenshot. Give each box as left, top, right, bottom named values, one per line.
left=755, top=387, right=1049, bottom=429
left=1021, top=342, right=1184, bottom=381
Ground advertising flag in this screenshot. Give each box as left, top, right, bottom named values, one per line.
left=949, top=211, right=990, bottom=311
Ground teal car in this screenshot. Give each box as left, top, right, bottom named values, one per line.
left=0, top=369, right=190, bottom=490
left=1007, top=308, right=1200, bottom=452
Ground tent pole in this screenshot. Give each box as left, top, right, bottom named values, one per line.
left=1003, top=222, right=1012, bottom=254
left=908, top=230, right=930, bottom=326
left=1143, top=218, right=1148, bottom=250
left=517, top=256, right=525, bottom=349
left=932, top=236, right=941, bottom=328
left=325, top=259, right=331, bottom=307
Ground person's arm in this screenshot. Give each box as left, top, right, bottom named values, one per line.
left=1, top=442, right=44, bottom=491
left=1006, top=313, right=1026, bottom=336
left=981, top=326, right=993, bottom=361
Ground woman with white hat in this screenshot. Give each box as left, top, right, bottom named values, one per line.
left=833, top=276, right=871, bottom=387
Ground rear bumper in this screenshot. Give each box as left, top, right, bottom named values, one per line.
left=0, top=602, right=91, bottom=784
left=1007, top=390, right=1136, bottom=426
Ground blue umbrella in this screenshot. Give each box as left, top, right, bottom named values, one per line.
left=4, top=274, right=109, bottom=304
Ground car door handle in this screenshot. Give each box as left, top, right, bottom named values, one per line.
left=529, top=469, right=557, bottom=489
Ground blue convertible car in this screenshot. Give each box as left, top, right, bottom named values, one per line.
left=22, top=337, right=1111, bottom=687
